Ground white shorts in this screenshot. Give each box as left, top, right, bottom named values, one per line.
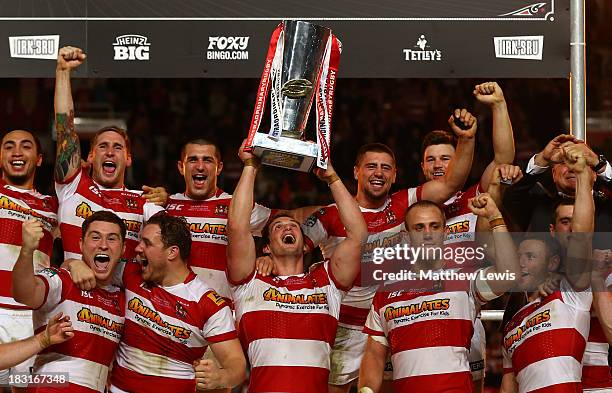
left=468, top=317, right=486, bottom=381
left=0, top=309, right=34, bottom=387
left=328, top=326, right=368, bottom=386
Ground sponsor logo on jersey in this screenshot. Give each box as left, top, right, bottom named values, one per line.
left=207, top=291, right=225, bottom=306
left=77, top=307, right=124, bottom=334
left=384, top=298, right=450, bottom=321
left=504, top=310, right=551, bottom=349
left=39, top=268, right=58, bottom=278
left=113, top=34, right=150, bottom=60
left=128, top=297, right=192, bottom=339
left=9, top=35, right=59, bottom=59
left=75, top=201, right=141, bottom=232
left=189, top=222, right=226, bottom=235
left=362, top=232, right=404, bottom=254
left=0, top=195, right=58, bottom=226
left=494, top=36, right=544, bottom=60
left=403, top=35, right=442, bottom=61
left=446, top=220, right=470, bottom=234
left=75, top=202, right=93, bottom=219
left=263, top=287, right=328, bottom=305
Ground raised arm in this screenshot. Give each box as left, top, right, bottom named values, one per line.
left=54, top=46, right=86, bottom=182
left=317, top=163, right=368, bottom=289
left=563, top=144, right=595, bottom=290
left=474, top=82, right=516, bottom=191
left=12, top=219, right=48, bottom=308
left=468, top=193, right=520, bottom=294
left=476, top=165, right=523, bottom=258
left=421, top=109, right=476, bottom=203
left=226, top=140, right=259, bottom=283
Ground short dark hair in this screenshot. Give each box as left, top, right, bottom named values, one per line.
left=420, top=130, right=457, bottom=159
left=261, top=211, right=304, bottom=245
left=90, top=126, right=131, bottom=154
left=145, top=212, right=192, bottom=260
left=520, top=234, right=562, bottom=261
left=81, top=210, right=127, bottom=242
left=1, top=129, right=43, bottom=157
left=180, top=138, right=222, bottom=162
left=355, top=143, right=396, bottom=166
left=404, top=200, right=447, bottom=227
left=552, top=198, right=574, bottom=224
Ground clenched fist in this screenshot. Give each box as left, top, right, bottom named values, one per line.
left=468, top=193, right=501, bottom=220
left=57, top=46, right=86, bottom=71
left=22, top=219, right=44, bottom=252
left=473, top=81, right=505, bottom=106
left=448, top=108, right=477, bottom=139
left=195, top=359, right=227, bottom=390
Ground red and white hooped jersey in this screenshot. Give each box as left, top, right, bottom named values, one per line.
left=364, top=267, right=495, bottom=393
left=166, top=190, right=271, bottom=301
left=503, top=279, right=592, bottom=393
left=230, top=261, right=347, bottom=393
left=110, top=262, right=236, bottom=393
left=583, top=270, right=612, bottom=392
left=302, top=188, right=420, bottom=329
left=56, top=168, right=164, bottom=262
left=0, top=180, right=57, bottom=309
left=443, top=184, right=482, bottom=269
left=33, top=267, right=125, bottom=393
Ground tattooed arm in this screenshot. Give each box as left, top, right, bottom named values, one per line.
left=54, top=46, right=86, bottom=182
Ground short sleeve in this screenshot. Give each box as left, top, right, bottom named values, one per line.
left=35, top=267, right=69, bottom=312
left=250, top=203, right=272, bottom=236
left=55, top=168, right=83, bottom=203
left=363, top=295, right=387, bottom=345
left=502, top=346, right=513, bottom=374
left=560, top=278, right=592, bottom=312
left=302, top=207, right=332, bottom=250
left=407, top=186, right=422, bottom=206
left=200, top=290, right=237, bottom=343
left=143, top=201, right=165, bottom=221
left=472, top=267, right=502, bottom=305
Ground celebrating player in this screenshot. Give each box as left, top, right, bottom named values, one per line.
left=12, top=211, right=127, bottom=392
left=167, top=139, right=272, bottom=304
left=359, top=194, right=520, bottom=393
left=53, top=46, right=165, bottom=262
left=0, top=129, right=58, bottom=391
left=419, top=81, right=517, bottom=391
left=303, top=107, right=476, bottom=393
left=66, top=213, right=246, bottom=392
left=227, top=141, right=367, bottom=392
left=500, top=147, right=595, bottom=393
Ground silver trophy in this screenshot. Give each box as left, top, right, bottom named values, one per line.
left=247, top=20, right=340, bottom=172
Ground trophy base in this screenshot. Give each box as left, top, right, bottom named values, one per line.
left=251, top=132, right=319, bottom=172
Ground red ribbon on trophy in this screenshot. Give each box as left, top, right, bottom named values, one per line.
left=245, top=21, right=342, bottom=172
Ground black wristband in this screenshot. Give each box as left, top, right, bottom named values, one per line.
left=593, top=155, right=607, bottom=172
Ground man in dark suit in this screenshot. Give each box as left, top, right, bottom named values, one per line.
left=503, top=134, right=611, bottom=249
